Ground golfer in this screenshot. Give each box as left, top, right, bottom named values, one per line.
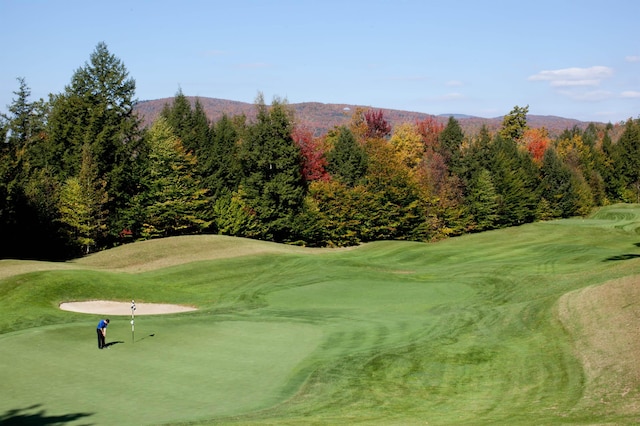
left=97, top=318, right=110, bottom=349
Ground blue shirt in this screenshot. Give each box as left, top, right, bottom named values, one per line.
left=97, top=320, right=108, bottom=330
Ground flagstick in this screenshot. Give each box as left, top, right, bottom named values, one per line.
left=131, top=300, right=136, bottom=344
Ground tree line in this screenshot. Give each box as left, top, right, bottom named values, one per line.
left=1, top=43, right=639, bottom=260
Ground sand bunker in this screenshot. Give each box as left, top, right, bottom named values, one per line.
left=59, top=300, right=197, bottom=315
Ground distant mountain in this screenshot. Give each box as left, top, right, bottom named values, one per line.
left=134, top=97, right=594, bottom=138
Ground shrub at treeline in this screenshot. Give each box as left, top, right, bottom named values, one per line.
left=1, top=43, right=639, bottom=260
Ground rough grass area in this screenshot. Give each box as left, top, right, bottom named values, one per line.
left=557, top=275, right=640, bottom=417
left=1, top=204, right=640, bottom=425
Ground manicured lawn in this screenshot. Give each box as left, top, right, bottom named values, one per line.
left=1, top=205, right=639, bottom=425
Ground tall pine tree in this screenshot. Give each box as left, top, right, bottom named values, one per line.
left=238, top=95, right=306, bottom=242
left=326, top=126, right=368, bottom=187
left=47, top=42, right=144, bottom=245
left=138, top=118, right=210, bottom=238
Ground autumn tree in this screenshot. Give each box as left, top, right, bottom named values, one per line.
left=390, top=122, right=424, bottom=170
left=347, top=107, right=368, bottom=142
left=412, top=116, right=468, bottom=234
left=415, top=148, right=466, bottom=236
left=292, top=124, right=329, bottom=182
left=364, top=109, right=392, bottom=140
left=58, top=142, right=108, bottom=254
left=58, top=177, right=96, bottom=253
left=523, top=127, right=550, bottom=164
left=416, top=116, right=444, bottom=152
left=364, top=136, right=424, bottom=239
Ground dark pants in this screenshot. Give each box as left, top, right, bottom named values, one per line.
left=97, top=329, right=106, bottom=349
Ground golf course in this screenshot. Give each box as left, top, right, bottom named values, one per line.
left=1, top=204, right=639, bottom=425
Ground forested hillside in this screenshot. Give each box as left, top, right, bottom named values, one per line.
left=134, top=96, right=591, bottom=138
left=1, top=43, right=639, bottom=260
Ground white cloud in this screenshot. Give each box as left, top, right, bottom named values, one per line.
left=625, top=55, right=640, bottom=63
left=557, top=89, right=614, bottom=102
left=621, top=91, right=640, bottom=98
left=445, top=80, right=463, bottom=87
left=528, top=66, right=613, bottom=87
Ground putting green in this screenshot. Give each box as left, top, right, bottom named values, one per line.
left=0, top=318, right=322, bottom=425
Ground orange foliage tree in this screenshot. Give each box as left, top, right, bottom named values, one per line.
left=522, top=127, right=550, bottom=164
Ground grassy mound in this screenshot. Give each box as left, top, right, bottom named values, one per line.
left=72, top=234, right=331, bottom=273
left=1, top=204, right=639, bottom=425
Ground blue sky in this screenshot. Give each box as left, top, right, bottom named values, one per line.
left=1, top=0, right=639, bottom=123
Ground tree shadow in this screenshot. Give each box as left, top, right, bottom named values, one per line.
left=0, top=404, right=93, bottom=425
left=604, top=253, right=640, bottom=261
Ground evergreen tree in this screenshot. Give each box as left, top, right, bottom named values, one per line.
left=500, top=105, right=529, bottom=142
left=326, top=126, right=368, bottom=187
left=161, top=90, right=210, bottom=154
left=161, top=89, right=192, bottom=141
left=598, top=129, right=618, bottom=201
left=46, top=42, right=144, bottom=245
left=201, top=114, right=242, bottom=199
left=0, top=79, right=70, bottom=258
left=439, top=116, right=464, bottom=173
left=138, top=118, right=210, bottom=238
left=538, top=146, right=579, bottom=218
left=613, top=118, right=640, bottom=202
left=238, top=95, right=306, bottom=242
left=466, top=168, right=498, bottom=231
left=488, top=135, right=538, bottom=226
left=460, top=125, right=492, bottom=188
left=191, top=99, right=211, bottom=155
left=6, top=78, right=34, bottom=148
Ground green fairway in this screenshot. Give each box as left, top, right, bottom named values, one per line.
left=1, top=205, right=640, bottom=425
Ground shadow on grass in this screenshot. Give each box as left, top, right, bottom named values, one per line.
left=0, top=404, right=92, bottom=425
left=104, top=340, right=124, bottom=348
left=604, top=253, right=640, bottom=261
left=136, top=333, right=155, bottom=343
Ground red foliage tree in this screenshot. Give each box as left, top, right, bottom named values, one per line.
left=364, top=109, right=392, bottom=139
left=292, top=125, right=330, bottom=182
left=416, top=116, right=444, bottom=152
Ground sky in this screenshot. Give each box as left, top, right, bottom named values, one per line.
left=1, top=0, right=639, bottom=123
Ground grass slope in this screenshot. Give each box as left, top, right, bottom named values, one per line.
left=1, top=205, right=639, bottom=425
